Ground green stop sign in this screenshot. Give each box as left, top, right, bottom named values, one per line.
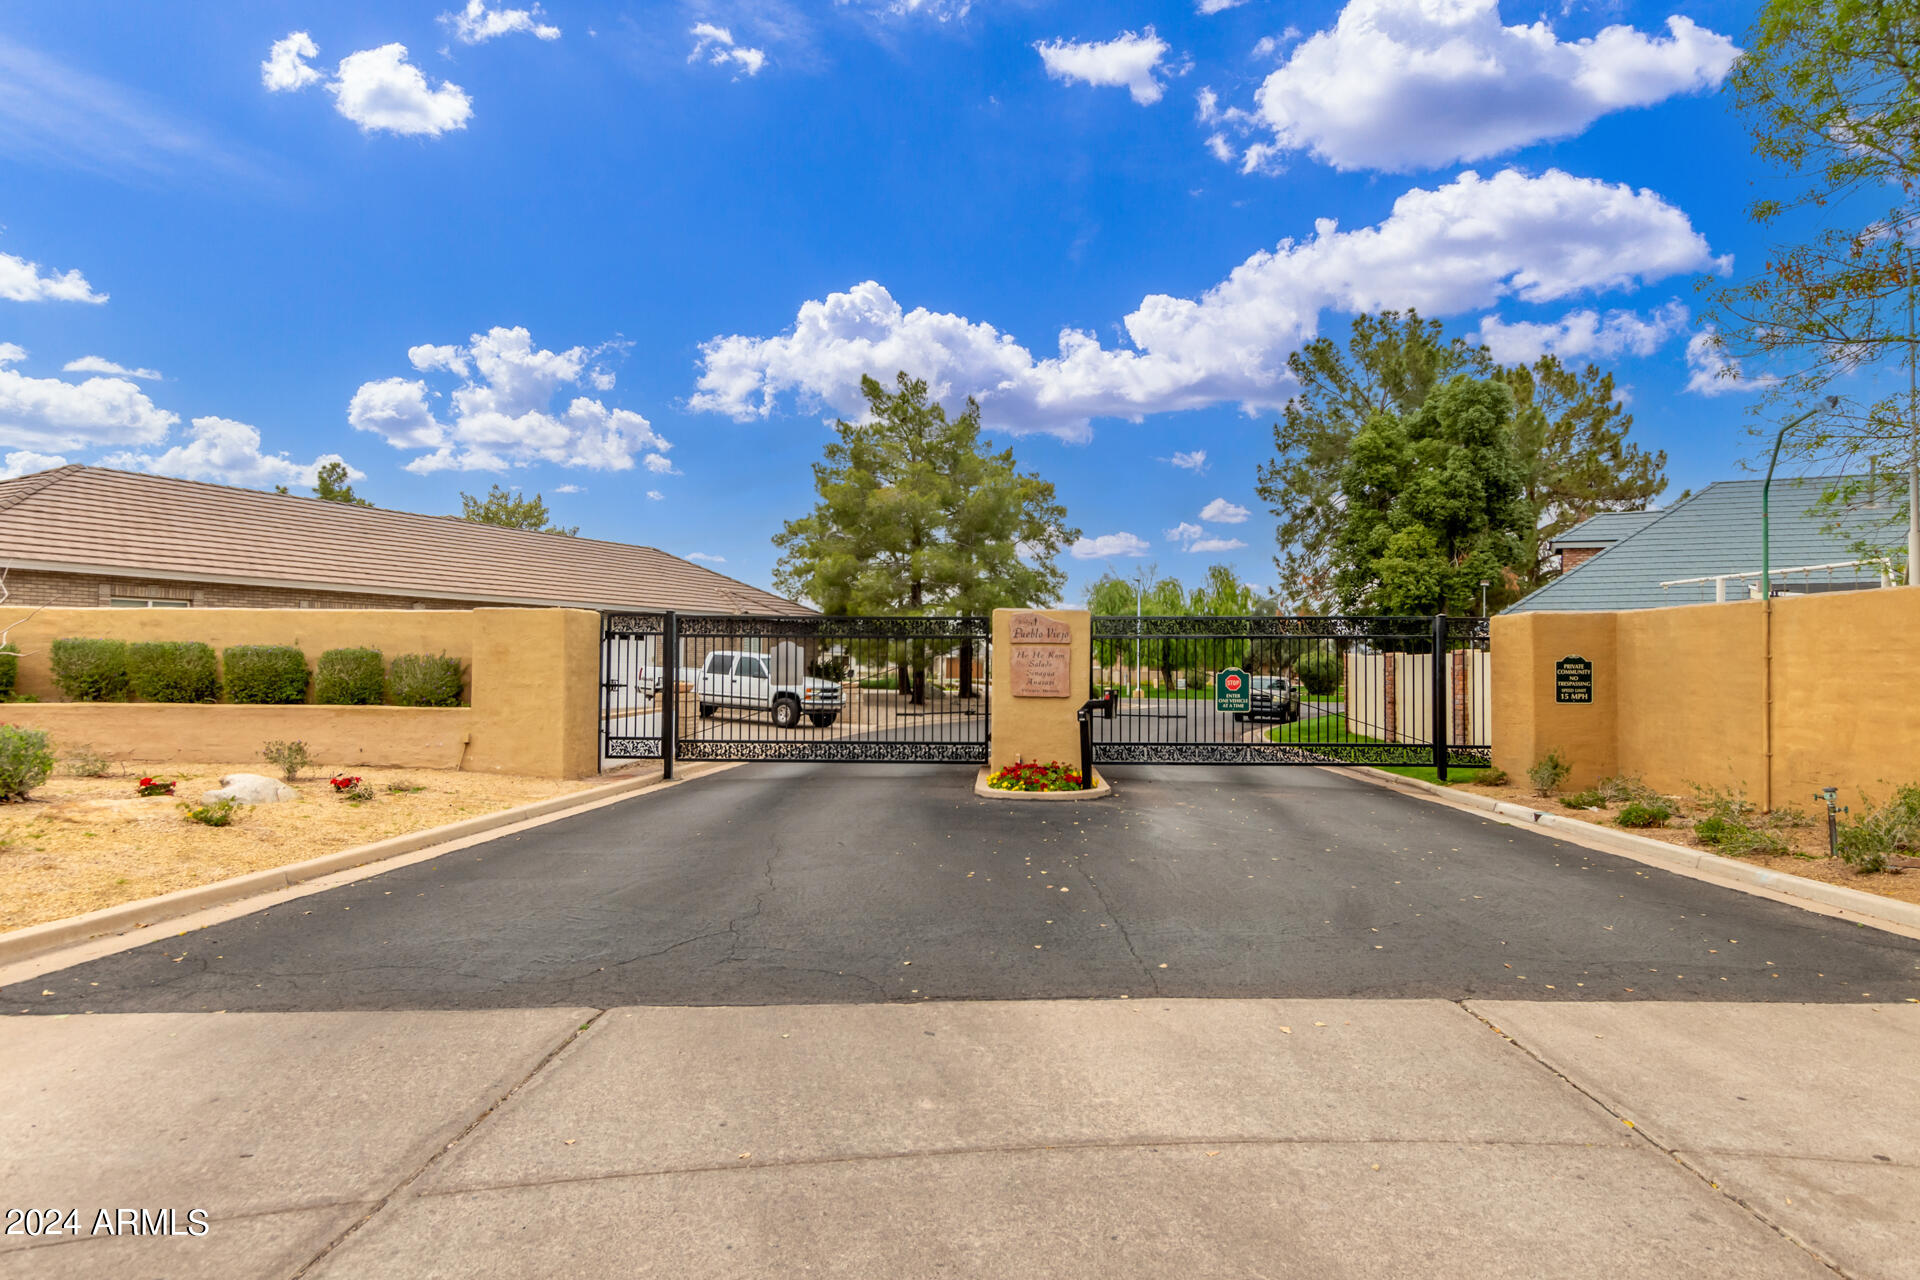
left=1214, top=667, right=1251, bottom=713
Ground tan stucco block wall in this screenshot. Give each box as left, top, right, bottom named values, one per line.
left=1771, top=587, right=1920, bottom=805
left=0, top=704, right=470, bottom=769
left=988, top=608, right=1091, bottom=775
left=465, top=607, right=602, bottom=779
left=1490, top=610, right=1618, bottom=789
left=0, top=607, right=475, bottom=702
left=1615, top=600, right=1766, bottom=797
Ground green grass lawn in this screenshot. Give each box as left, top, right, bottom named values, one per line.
left=1266, top=714, right=1495, bottom=785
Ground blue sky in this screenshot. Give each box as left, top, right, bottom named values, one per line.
left=1, top=0, right=1781, bottom=604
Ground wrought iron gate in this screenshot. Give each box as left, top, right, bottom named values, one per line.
left=1088, top=614, right=1491, bottom=776
left=601, top=612, right=990, bottom=767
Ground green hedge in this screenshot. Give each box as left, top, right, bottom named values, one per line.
left=51, top=638, right=130, bottom=701
left=315, top=647, right=385, bottom=705
left=1293, top=651, right=1342, bottom=697
left=387, top=652, right=464, bottom=707
left=0, top=643, right=16, bottom=698
left=0, top=725, right=54, bottom=801
left=126, top=641, right=220, bottom=703
left=223, top=645, right=310, bottom=705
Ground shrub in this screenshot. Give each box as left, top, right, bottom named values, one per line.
left=1294, top=650, right=1342, bottom=697
left=1617, top=802, right=1672, bottom=829
left=1690, top=785, right=1755, bottom=823
left=1597, top=775, right=1660, bottom=806
left=1837, top=785, right=1920, bottom=874
left=329, top=774, right=375, bottom=802
left=223, top=645, right=310, bottom=704
left=1561, top=789, right=1606, bottom=809
left=1478, top=767, right=1509, bottom=786
left=1527, top=749, right=1570, bottom=797
left=63, top=743, right=113, bottom=777
left=315, top=647, right=385, bottom=705
left=386, top=781, right=426, bottom=794
left=387, top=652, right=464, bottom=707
left=135, top=776, right=176, bottom=797
left=180, top=797, right=240, bottom=827
left=808, top=654, right=852, bottom=682
left=50, top=638, right=130, bottom=701
left=0, top=642, right=16, bottom=698
left=0, top=725, right=55, bottom=801
left=260, top=739, right=313, bottom=782
left=126, top=641, right=219, bottom=703
left=1695, top=815, right=1790, bottom=857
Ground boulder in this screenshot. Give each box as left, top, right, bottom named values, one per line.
left=203, top=773, right=298, bottom=805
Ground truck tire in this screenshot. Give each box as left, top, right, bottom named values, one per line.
left=808, top=713, right=837, bottom=728
left=698, top=703, right=716, bottom=718
left=772, top=696, right=801, bottom=729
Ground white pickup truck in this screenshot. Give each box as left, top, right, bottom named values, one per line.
left=696, top=649, right=843, bottom=729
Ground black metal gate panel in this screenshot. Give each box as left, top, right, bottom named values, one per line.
left=1088, top=614, right=1491, bottom=773
left=612, top=613, right=990, bottom=765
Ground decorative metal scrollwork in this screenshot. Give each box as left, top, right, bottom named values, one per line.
left=675, top=614, right=989, bottom=642
left=604, top=737, right=664, bottom=759
left=677, top=740, right=986, bottom=764
left=603, top=613, right=667, bottom=635
left=1092, top=614, right=1437, bottom=642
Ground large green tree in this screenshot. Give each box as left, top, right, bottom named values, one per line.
left=275, top=460, right=372, bottom=507
left=1332, top=376, right=1532, bottom=615
left=1710, top=0, right=1918, bottom=573
left=774, top=372, right=1076, bottom=701
left=1256, top=311, right=1666, bottom=608
left=457, top=484, right=578, bottom=536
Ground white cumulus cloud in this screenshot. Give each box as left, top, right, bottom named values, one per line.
left=0, top=344, right=177, bottom=451
left=62, top=355, right=162, bottom=380
left=1167, top=450, right=1208, bottom=472
left=693, top=168, right=1724, bottom=440
left=1199, top=498, right=1250, bottom=523
left=350, top=326, right=671, bottom=473
left=0, top=450, right=68, bottom=480
left=1035, top=28, right=1171, bottom=105
left=1476, top=300, right=1690, bottom=364
left=1684, top=327, right=1778, bottom=397
left=686, top=552, right=726, bottom=563
left=1188, top=536, right=1248, bottom=553
left=442, top=1, right=560, bottom=44
left=1198, top=0, right=1249, bottom=13
left=0, top=248, right=106, bottom=303
left=263, top=33, right=472, bottom=137
left=103, top=416, right=361, bottom=490
left=1224, top=0, right=1738, bottom=172
left=689, top=23, right=767, bottom=77
left=646, top=489, right=664, bottom=501
left=1167, top=521, right=1205, bottom=544
left=1072, top=532, right=1151, bottom=559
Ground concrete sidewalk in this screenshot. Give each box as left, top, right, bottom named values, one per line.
left=3, top=999, right=1912, bottom=1278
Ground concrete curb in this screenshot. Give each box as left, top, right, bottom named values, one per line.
left=1340, top=766, right=1920, bottom=937
left=973, top=766, right=1112, bottom=801
left=0, top=766, right=692, bottom=966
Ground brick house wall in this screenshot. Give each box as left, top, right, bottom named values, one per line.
left=1557, top=546, right=1601, bottom=572
left=0, top=568, right=476, bottom=611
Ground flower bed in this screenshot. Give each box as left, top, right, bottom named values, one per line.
left=986, top=761, right=1086, bottom=793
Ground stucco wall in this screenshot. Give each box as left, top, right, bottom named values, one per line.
left=1492, top=588, right=1920, bottom=806
left=988, top=608, right=1091, bottom=775
left=0, top=606, right=602, bottom=778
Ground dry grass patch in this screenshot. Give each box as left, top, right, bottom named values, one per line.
left=0, top=763, right=597, bottom=932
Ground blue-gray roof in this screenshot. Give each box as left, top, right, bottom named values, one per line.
left=1549, top=509, right=1662, bottom=550
left=1509, top=478, right=1900, bottom=613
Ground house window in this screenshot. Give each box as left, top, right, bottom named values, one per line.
left=108, top=597, right=191, bottom=608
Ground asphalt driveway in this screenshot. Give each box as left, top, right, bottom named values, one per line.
left=10, top=764, right=1920, bottom=1013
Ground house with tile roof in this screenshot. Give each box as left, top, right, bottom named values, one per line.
left=1509, top=478, right=1901, bottom=613
left=0, top=465, right=811, bottom=616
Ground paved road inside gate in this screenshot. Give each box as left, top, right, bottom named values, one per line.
left=11, top=764, right=1920, bottom=1013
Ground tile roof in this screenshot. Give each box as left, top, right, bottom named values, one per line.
left=1549, top=509, right=1662, bottom=550
left=0, top=465, right=813, bottom=615
left=1509, top=477, right=1901, bottom=613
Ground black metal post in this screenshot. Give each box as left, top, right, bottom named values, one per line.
left=662, top=611, right=678, bottom=780
left=1078, top=705, right=1092, bottom=790
left=1432, top=612, right=1448, bottom=783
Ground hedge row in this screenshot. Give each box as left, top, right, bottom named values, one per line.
left=46, top=641, right=466, bottom=707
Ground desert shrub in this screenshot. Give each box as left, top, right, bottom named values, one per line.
left=1597, top=775, right=1660, bottom=806
left=1690, top=785, right=1755, bottom=823
left=1694, top=814, right=1790, bottom=856
left=63, top=743, right=113, bottom=777
left=0, top=725, right=55, bottom=801
left=260, top=739, right=313, bottom=782
left=807, top=654, right=852, bottom=682
left=1528, top=749, right=1570, bottom=797
left=1767, top=804, right=1814, bottom=828
left=385, top=781, right=426, bottom=794
left=314, top=647, right=385, bottom=705
left=387, top=652, right=464, bottom=707
left=1478, top=767, right=1509, bottom=786
left=1294, top=650, right=1342, bottom=697
left=50, top=638, right=130, bottom=701
left=1561, top=789, right=1606, bottom=810
left=126, top=641, right=219, bottom=703
left=223, top=645, right=310, bottom=704
left=1617, top=801, right=1672, bottom=829
left=180, top=797, right=240, bottom=827
left=1837, top=785, right=1920, bottom=873
left=0, top=642, right=17, bottom=697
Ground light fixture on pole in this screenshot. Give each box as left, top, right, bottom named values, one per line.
left=1478, top=579, right=1490, bottom=617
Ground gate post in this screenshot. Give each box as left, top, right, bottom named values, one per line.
left=1432, top=612, right=1448, bottom=783
left=662, top=611, right=678, bottom=780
